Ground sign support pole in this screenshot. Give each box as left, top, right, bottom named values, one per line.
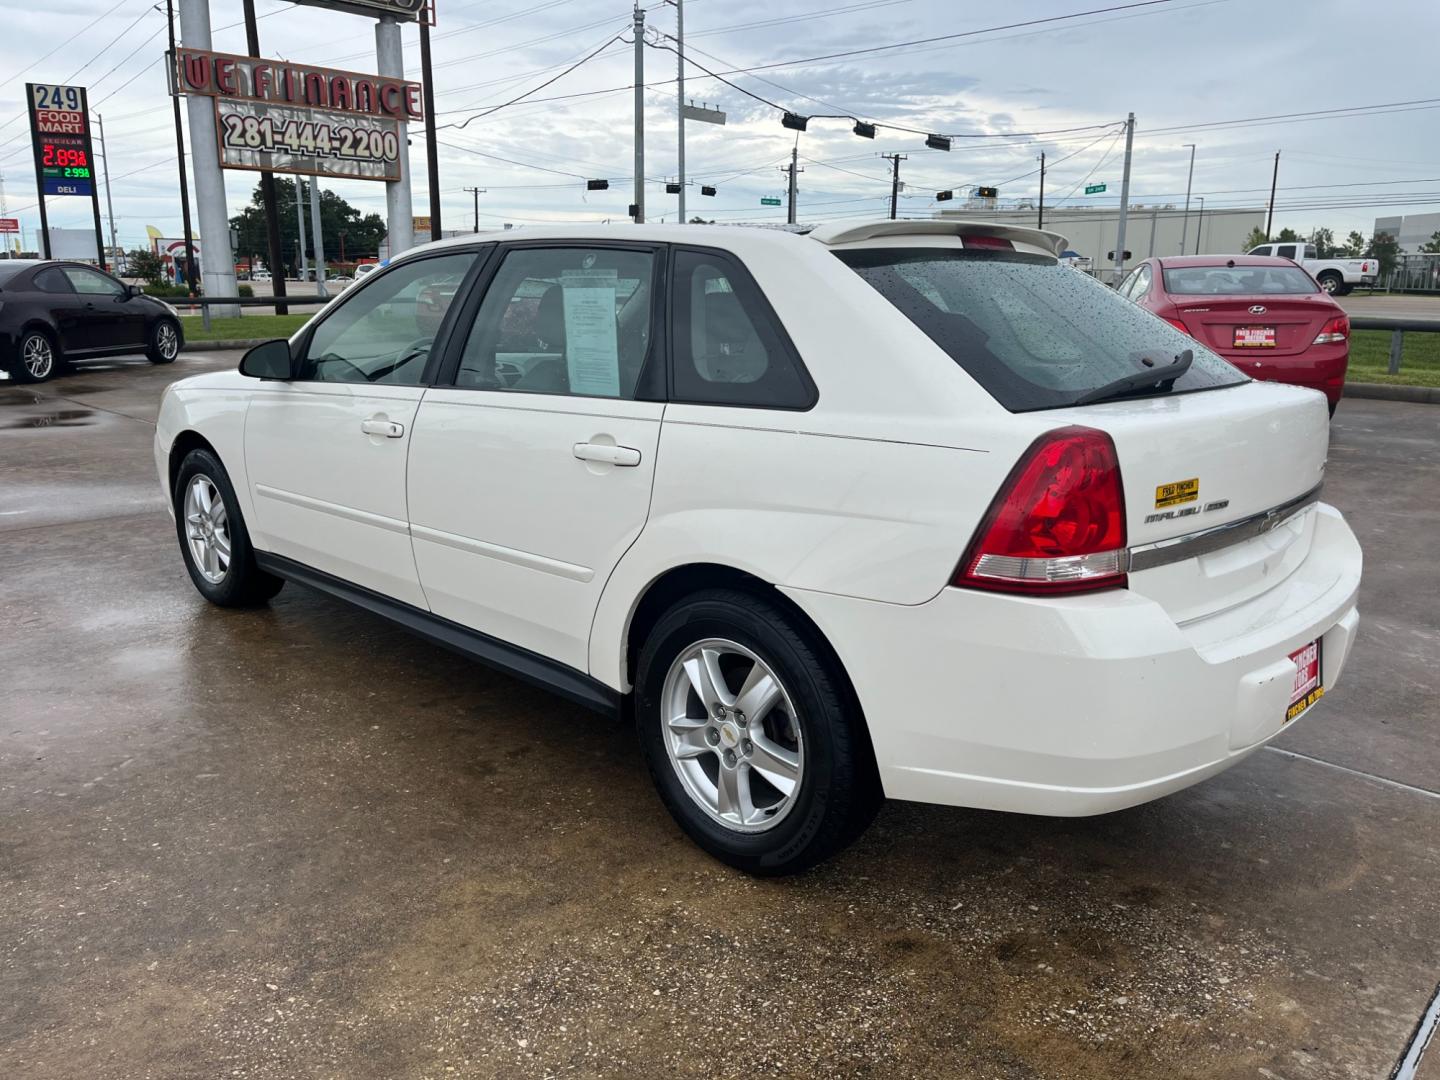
left=375, top=14, right=413, bottom=258
left=419, top=11, right=441, bottom=243
left=177, top=0, right=238, bottom=313
left=27, top=91, right=52, bottom=259
left=85, top=91, right=107, bottom=271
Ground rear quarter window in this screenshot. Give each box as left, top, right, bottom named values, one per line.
left=836, top=247, right=1245, bottom=412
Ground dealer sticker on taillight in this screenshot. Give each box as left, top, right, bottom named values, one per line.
left=1285, top=639, right=1324, bottom=723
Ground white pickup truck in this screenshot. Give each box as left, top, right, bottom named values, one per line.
left=1246, top=241, right=1378, bottom=295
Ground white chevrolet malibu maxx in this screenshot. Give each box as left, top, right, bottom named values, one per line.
left=155, top=221, right=1362, bottom=874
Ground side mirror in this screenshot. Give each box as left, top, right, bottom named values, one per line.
left=124, top=283, right=142, bottom=299
left=239, top=339, right=293, bottom=380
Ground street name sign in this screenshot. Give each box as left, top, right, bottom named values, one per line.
left=1085, top=183, right=1107, bottom=194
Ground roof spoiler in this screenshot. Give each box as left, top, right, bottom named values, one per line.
left=807, top=219, right=1068, bottom=257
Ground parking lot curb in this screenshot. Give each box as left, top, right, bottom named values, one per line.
left=1345, top=382, right=1440, bottom=404
left=183, top=340, right=268, bottom=352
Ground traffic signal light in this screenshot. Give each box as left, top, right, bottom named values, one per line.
left=974, top=186, right=998, bottom=199
left=781, top=112, right=809, bottom=131
left=936, top=190, right=954, bottom=201
left=586, top=179, right=609, bottom=191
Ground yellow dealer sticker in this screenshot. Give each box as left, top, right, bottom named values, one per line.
left=1155, top=478, right=1199, bottom=508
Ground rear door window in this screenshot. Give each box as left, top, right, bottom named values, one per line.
left=1276, top=245, right=1297, bottom=260
left=837, top=247, right=1245, bottom=412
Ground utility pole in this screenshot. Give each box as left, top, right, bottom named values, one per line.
left=463, top=186, right=485, bottom=232
left=242, top=0, right=286, bottom=314
left=294, top=176, right=308, bottom=282
left=1179, top=143, right=1195, bottom=254
left=308, top=175, right=327, bottom=297
left=1113, top=111, right=1135, bottom=284
left=165, top=0, right=198, bottom=297
left=883, top=153, right=906, bottom=220
left=1036, top=151, right=1045, bottom=229
left=96, top=113, right=119, bottom=267
left=675, top=0, right=685, bottom=223
left=1265, top=150, right=1280, bottom=240
left=418, top=13, right=441, bottom=243
left=632, top=4, right=645, bottom=224
left=782, top=146, right=803, bottom=225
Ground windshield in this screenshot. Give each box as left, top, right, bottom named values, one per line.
left=836, top=248, right=1246, bottom=412
left=1163, top=265, right=1319, bottom=296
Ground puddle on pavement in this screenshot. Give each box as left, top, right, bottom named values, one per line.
left=0, top=391, right=43, bottom=406
left=2, top=409, right=96, bottom=430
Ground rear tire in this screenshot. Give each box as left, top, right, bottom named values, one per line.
left=13, top=328, right=59, bottom=383
left=635, top=588, right=880, bottom=876
left=147, top=318, right=181, bottom=364
left=1316, top=271, right=1342, bottom=295
left=173, top=448, right=284, bottom=607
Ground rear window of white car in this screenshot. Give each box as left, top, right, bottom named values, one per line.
left=837, top=248, right=1246, bottom=412
left=1163, top=265, right=1319, bottom=296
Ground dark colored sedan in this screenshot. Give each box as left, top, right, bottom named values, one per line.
left=0, top=259, right=184, bottom=384
left=1116, top=254, right=1349, bottom=412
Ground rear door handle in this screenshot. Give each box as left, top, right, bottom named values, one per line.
left=573, top=442, right=641, bottom=467
left=361, top=418, right=405, bottom=438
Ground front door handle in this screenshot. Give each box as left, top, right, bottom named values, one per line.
left=573, top=442, right=641, bottom=467
left=361, top=418, right=405, bottom=438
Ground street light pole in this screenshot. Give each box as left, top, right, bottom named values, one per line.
left=1179, top=143, right=1195, bottom=254
left=1194, top=196, right=1205, bottom=255
left=96, top=113, right=119, bottom=267
left=1265, top=150, right=1280, bottom=241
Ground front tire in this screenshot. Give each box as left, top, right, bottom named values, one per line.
left=174, top=448, right=284, bottom=607
left=13, top=329, right=59, bottom=383
left=635, top=588, right=880, bottom=875
left=147, top=318, right=181, bottom=364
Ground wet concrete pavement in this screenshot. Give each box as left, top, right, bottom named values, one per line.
left=2, top=356, right=1438, bottom=1079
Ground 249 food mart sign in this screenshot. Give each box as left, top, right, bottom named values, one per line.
left=172, top=48, right=423, bottom=182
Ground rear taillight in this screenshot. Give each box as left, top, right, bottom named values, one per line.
left=1313, top=314, right=1349, bottom=345
left=1163, top=317, right=1191, bottom=336
left=954, top=426, right=1128, bottom=595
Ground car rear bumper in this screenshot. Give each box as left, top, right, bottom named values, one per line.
left=1227, top=348, right=1349, bottom=404
left=783, top=502, right=1362, bottom=816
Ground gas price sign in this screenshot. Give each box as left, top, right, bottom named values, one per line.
left=27, top=84, right=97, bottom=197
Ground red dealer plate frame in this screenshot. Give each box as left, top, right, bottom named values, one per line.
left=1285, top=638, right=1324, bottom=723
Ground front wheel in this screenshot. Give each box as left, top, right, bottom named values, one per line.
left=13, top=329, right=59, bottom=383
left=147, top=318, right=181, bottom=364
left=635, top=589, right=880, bottom=875
left=174, top=448, right=284, bottom=607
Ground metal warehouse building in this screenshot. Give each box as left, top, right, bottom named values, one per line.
left=937, top=204, right=1266, bottom=280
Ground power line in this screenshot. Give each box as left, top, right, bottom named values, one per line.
left=0, top=0, right=133, bottom=91
left=440, top=32, right=627, bottom=130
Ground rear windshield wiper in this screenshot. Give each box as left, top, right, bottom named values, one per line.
left=1073, top=349, right=1193, bottom=406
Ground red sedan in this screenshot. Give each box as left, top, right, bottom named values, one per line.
left=1116, top=254, right=1349, bottom=412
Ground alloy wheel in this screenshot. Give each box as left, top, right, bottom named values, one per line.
left=157, top=322, right=179, bottom=359
left=661, top=638, right=805, bottom=832
left=22, top=334, right=53, bottom=379
left=184, top=474, right=231, bottom=584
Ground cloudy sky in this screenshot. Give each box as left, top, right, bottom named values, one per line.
left=1, top=0, right=1437, bottom=256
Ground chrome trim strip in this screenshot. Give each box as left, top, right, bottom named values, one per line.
left=1126, top=484, right=1323, bottom=573
left=254, top=484, right=411, bottom=535
left=410, top=523, right=595, bottom=583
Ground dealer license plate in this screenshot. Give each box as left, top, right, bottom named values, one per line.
left=1285, top=639, right=1324, bottom=723
left=1234, top=326, right=1277, bottom=348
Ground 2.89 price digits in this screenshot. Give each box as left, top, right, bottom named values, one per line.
left=42, top=144, right=88, bottom=168
left=220, top=113, right=400, bottom=166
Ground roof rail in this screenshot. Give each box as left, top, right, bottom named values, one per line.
left=806, top=219, right=1068, bottom=256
